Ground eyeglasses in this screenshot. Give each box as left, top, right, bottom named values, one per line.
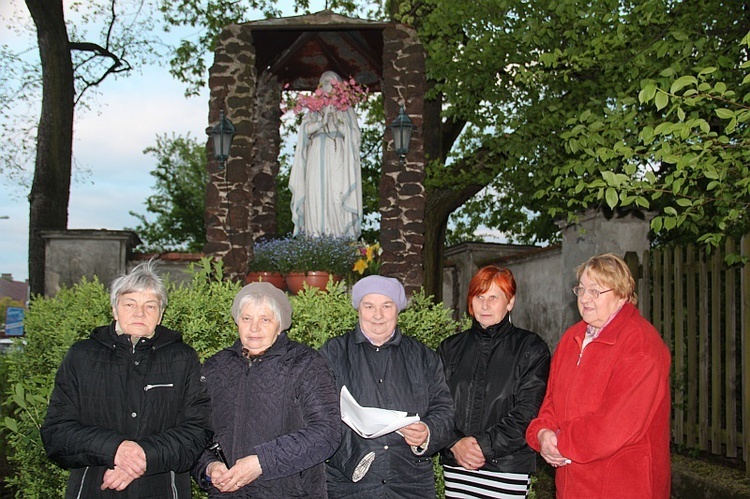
left=572, top=286, right=613, bottom=299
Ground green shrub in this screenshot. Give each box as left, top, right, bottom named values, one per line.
left=165, top=259, right=241, bottom=361
left=288, top=280, right=465, bottom=350
left=287, top=280, right=358, bottom=348
left=2, top=260, right=461, bottom=497
left=2, top=277, right=111, bottom=497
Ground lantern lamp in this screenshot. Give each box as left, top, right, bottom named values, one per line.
left=207, top=109, right=236, bottom=170
left=389, top=105, right=414, bottom=164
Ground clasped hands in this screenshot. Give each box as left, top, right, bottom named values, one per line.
left=101, top=440, right=146, bottom=491
left=451, top=436, right=486, bottom=470
left=206, top=455, right=263, bottom=493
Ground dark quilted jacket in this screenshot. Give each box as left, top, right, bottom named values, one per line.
left=193, top=333, right=341, bottom=498
left=319, top=326, right=455, bottom=498
left=41, top=322, right=212, bottom=499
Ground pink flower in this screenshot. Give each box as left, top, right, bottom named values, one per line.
left=284, top=78, right=368, bottom=115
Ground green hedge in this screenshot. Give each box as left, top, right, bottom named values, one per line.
left=1, top=260, right=463, bottom=497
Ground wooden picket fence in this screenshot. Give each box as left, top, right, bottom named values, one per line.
left=637, top=236, right=750, bottom=476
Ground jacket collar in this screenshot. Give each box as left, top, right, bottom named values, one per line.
left=574, top=302, right=638, bottom=346
left=92, top=322, right=180, bottom=350
left=353, top=324, right=403, bottom=347
left=229, top=331, right=289, bottom=360
left=472, top=314, right=513, bottom=339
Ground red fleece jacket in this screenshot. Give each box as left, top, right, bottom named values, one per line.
left=526, top=303, right=671, bottom=498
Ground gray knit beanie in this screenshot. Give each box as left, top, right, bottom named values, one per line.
left=351, top=275, right=408, bottom=312
left=231, top=282, right=292, bottom=331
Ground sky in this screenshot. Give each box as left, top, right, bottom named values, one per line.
left=0, top=0, right=327, bottom=282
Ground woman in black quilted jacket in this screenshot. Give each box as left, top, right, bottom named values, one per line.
left=192, top=282, right=341, bottom=498
left=41, top=259, right=212, bottom=498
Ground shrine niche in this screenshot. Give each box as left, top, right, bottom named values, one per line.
left=204, top=10, right=427, bottom=294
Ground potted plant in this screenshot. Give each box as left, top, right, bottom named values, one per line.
left=275, top=233, right=359, bottom=294
left=246, top=238, right=287, bottom=290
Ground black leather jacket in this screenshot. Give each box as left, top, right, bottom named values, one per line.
left=437, top=315, right=550, bottom=473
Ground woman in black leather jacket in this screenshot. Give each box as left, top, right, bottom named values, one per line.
left=438, top=266, right=550, bottom=498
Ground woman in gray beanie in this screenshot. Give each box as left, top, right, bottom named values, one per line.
left=319, top=275, right=455, bottom=498
left=193, top=282, right=341, bottom=497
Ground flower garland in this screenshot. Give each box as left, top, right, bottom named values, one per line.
left=283, top=78, right=368, bottom=114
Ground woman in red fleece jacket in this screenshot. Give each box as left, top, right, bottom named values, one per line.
left=526, top=253, right=671, bottom=498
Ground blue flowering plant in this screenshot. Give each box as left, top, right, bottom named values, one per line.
left=248, top=238, right=287, bottom=273
left=273, top=233, right=360, bottom=277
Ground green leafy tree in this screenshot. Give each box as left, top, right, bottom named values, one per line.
left=412, top=0, right=749, bottom=290
left=129, top=133, right=209, bottom=252
left=566, top=33, right=750, bottom=250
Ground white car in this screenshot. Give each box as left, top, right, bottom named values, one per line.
left=0, top=337, right=21, bottom=354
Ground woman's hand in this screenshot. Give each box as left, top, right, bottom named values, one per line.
left=209, top=455, right=263, bottom=493
left=537, top=429, right=572, bottom=468
left=450, top=437, right=486, bottom=470
left=399, top=422, right=429, bottom=448
left=100, top=466, right=136, bottom=491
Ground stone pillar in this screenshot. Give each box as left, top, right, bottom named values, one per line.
left=204, top=25, right=258, bottom=281
left=250, top=72, right=282, bottom=239
left=40, top=229, right=140, bottom=297
left=380, top=25, right=426, bottom=295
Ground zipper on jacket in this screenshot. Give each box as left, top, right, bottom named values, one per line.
left=144, top=383, right=174, bottom=391
left=75, top=467, right=90, bottom=499
left=170, top=470, right=178, bottom=498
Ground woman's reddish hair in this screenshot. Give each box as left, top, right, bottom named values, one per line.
left=466, top=266, right=516, bottom=318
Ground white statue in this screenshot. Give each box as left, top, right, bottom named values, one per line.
left=289, top=71, right=363, bottom=238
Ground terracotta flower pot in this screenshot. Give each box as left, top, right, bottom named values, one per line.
left=285, top=271, right=341, bottom=294
left=245, top=271, right=287, bottom=291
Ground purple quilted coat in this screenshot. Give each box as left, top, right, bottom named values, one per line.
left=193, top=333, right=341, bottom=498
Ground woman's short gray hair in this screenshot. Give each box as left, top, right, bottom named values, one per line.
left=234, top=294, right=283, bottom=328
left=110, top=259, right=168, bottom=312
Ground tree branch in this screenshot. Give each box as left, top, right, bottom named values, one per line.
left=69, top=41, right=131, bottom=105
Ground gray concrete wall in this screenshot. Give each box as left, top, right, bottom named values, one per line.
left=40, top=230, right=140, bottom=297
left=558, top=209, right=653, bottom=335
left=503, top=247, right=564, bottom=348
left=40, top=229, right=201, bottom=297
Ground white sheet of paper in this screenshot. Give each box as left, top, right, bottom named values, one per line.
left=339, top=385, right=420, bottom=439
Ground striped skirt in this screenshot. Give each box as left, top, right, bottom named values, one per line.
left=443, top=465, right=530, bottom=498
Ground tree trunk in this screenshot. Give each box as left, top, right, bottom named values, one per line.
left=25, top=0, right=74, bottom=296
left=421, top=86, right=494, bottom=301
left=422, top=147, right=493, bottom=301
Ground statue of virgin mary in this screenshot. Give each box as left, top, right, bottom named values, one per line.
left=288, top=71, right=363, bottom=238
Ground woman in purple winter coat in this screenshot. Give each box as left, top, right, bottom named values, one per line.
left=193, top=282, right=341, bottom=498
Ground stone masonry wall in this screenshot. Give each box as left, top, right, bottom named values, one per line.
left=380, top=25, right=427, bottom=295
left=204, top=25, right=258, bottom=281
left=250, top=71, right=282, bottom=239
